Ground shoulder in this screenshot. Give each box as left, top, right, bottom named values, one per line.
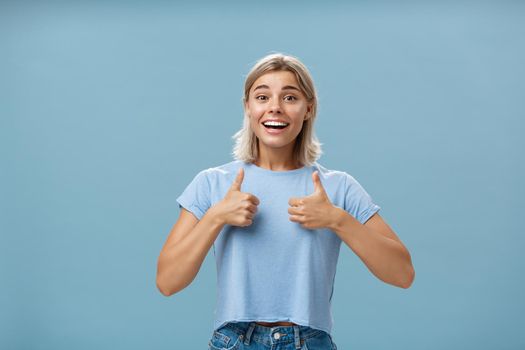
left=312, top=162, right=349, bottom=184
left=313, top=162, right=370, bottom=193
left=205, top=159, right=244, bottom=174
left=198, top=160, right=245, bottom=181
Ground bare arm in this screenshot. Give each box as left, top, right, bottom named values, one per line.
left=329, top=210, right=415, bottom=289
left=156, top=206, right=225, bottom=296
left=156, top=167, right=258, bottom=296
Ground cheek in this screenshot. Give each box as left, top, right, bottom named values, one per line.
left=288, top=104, right=308, bottom=115
left=248, top=104, right=265, bottom=117
left=248, top=116, right=262, bottom=133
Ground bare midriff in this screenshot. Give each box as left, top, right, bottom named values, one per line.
left=255, top=321, right=298, bottom=326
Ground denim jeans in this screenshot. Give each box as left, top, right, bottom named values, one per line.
left=208, top=322, right=338, bottom=350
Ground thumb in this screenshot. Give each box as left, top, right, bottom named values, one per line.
left=230, top=167, right=244, bottom=192
left=312, top=171, right=326, bottom=195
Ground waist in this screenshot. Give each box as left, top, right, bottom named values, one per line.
left=255, top=321, right=298, bottom=327
left=224, top=321, right=323, bottom=340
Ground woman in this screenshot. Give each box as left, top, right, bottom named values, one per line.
left=156, top=53, right=415, bottom=350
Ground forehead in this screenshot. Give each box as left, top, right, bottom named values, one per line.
left=251, top=70, right=300, bottom=90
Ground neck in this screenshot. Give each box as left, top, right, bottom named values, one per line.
left=254, top=141, right=301, bottom=171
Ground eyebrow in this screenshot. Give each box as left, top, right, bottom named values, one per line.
left=253, top=84, right=301, bottom=92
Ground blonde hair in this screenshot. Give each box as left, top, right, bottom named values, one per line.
left=231, top=52, right=323, bottom=166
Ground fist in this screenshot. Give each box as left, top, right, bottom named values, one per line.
left=288, top=171, right=336, bottom=229
left=216, top=168, right=260, bottom=227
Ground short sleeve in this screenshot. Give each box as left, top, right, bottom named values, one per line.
left=176, top=169, right=211, bottom=220
left=343, top=172, right=381, bottom=224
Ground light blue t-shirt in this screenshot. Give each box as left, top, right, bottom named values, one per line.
left=176, top=160, right=381, bottom=335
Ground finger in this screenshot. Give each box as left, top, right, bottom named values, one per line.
left=230, top=167, right=244, bottom=192
left=246, top=203, right=258, bottom=214
left=249, top=194, right=260, bottom=206
left=312, top=171, right=326, bottom=194
left=288, top=206, right=302, bottom=216
left=289, top=214, right=304, bottom=223
left=288, top=197, right=303, bottom=207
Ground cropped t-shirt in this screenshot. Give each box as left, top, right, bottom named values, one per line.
left=176, top=160, right=381, bottom=335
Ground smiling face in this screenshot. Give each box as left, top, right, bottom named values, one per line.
left=244, top=70, right=312, bottom=152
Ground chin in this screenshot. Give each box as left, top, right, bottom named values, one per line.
left=259, top=137, right=296, bottom=149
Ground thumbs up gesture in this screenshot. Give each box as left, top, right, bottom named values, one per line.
left=288, top=171, right=337, bottom=229
left=215, top=168, right=260, bottom=227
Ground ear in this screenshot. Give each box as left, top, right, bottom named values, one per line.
left=304, top=106, right=312, bottom=121
left=305, top=103, right=313, bottom=120
left=244, top=99, right=251, bottom=117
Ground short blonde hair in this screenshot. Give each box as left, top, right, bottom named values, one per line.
left=231, top=52, right=323, bottom=166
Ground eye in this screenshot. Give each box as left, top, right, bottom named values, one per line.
left=284, top=95, right=297, bottom=101
left=255, top=95, right=267, bottom=101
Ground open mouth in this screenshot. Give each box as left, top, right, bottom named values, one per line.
left=262, top=121, right=290, bottom=130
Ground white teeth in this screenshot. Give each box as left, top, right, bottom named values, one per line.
left=263, top=121, right=289, bottom=126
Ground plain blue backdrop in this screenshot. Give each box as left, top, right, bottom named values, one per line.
left=1, top=1, right=524, bottom=349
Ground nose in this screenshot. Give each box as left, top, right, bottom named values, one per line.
left=268, top=97, right=283, bottom=114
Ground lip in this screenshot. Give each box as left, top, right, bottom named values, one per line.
left=261, top=118, right=290, bottom=124
left=262, top=123, right=289, bottom=135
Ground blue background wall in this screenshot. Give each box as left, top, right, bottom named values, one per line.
left=2, top=1, right=524, bottom=349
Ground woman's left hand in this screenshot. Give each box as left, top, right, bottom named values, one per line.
left=288, top=171, right=339, bottom=230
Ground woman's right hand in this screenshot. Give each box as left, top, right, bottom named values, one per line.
left=214, top=168, right=260, bottom=227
